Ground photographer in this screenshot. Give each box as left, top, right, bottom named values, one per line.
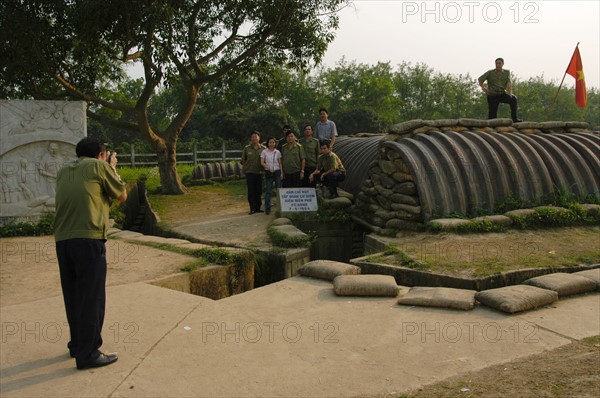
left=54, top=137, right=127, bottom=370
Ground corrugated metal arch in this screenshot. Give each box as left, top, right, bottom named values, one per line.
left=381, top=131, right=599, bottom=221
left=334, top=135, right=382, bottom=196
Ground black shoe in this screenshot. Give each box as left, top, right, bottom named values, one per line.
left=265, top=210, right=270, bottom=215
left=248, top=210, right=255, bottom=215
left=76, top=352, right=118, bottom=370
left=512, top=118, right=522, bottom=123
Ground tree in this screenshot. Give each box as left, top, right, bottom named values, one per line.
left=0, top=0, right=349, bottom=193
left=334, top=108, right=389, bottom=134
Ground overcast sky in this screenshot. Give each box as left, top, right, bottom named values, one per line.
left=320, top=0, right=600, bottom=89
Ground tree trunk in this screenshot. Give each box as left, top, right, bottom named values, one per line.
left=155, top=139, right=187, bottom=194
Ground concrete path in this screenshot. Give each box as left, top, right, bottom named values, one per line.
left=1, top=235, right=599, bottom=397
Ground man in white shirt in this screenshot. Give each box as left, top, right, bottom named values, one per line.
left=314, top=108, right=338, bottom=148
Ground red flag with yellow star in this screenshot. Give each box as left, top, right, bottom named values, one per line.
left=566, top=46, right=587, bottom=108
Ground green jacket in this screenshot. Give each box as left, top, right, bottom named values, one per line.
left=54, top=157, right=126, bottom=241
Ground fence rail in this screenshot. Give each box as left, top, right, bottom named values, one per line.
left=117, top=142, right=242, bottom=167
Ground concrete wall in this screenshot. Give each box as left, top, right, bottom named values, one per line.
left=0, top=100, right=86, bottom=222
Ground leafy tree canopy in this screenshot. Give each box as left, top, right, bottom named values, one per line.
left=0, top=0, right=350, bottom=193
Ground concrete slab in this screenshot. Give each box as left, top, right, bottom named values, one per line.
left=110, top=277, right=596, bottom=398
left=2, top=235, right=599, bottom=397
left=124, top=235, right=191, bottom=245
left=514, top=293, right=600, bottom=340
left=110, top=231, right=144, bottom=239
left=0, top=283, right=210, bottom=397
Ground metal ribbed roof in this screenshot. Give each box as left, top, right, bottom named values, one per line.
left=379, top=131, right=599, bottom=221
left=334, top=135, right=383, bottom=196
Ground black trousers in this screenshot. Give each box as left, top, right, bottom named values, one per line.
left=245, top=172, right=263, bottom=212
left=323, top=171, right=346, bottom=195
left=302, top=166, right=317, bottom=187
left=283, top=172, right=302, bottom=188
left=487, top=93, right=518, bottom=120
left=56, top=238, right=107, bottom=366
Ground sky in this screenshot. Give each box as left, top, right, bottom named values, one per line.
left=127, top=1, right=599, bottom=90
left=319, top=0, right=600, bottom=89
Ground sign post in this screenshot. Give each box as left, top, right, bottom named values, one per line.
left=278, top=188, right=318, bottom=213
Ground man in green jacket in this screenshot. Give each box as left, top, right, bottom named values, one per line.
left=281, top=130, right=306, bottom=188
left=54, top=137, right=127, bottom=370
left=299, top=125, right=320, bottom=187
left=309, top=139, right=346, bottom=198
left=478, top=57, right=522, bottom=122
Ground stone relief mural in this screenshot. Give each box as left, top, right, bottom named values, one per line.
left=0, top=100, right=86, bottom=218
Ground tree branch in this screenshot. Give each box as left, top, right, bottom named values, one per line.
left=196, top=26, right=239, bottom=66
left=54, top=74, right=134, bottom=113
left=87, top=109, right=139, bottom=133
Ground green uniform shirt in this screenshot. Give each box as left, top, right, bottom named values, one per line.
left=479, top=69, right=512, bottom=95
left=241, top=144, right=265, bottom=174
left=299, top=137, right=320, bottom=168
left=281, top=143, right=305, bottom=174
left=317, top=152, right=345, bottom=173
left=54, top=157, right=126, bottom=241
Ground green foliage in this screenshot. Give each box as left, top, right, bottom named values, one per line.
left=316, top=208, right=351, bottom=223
left=118, top=165, right=197, bottom=193
left=190, top=248, right=235, bottom=265
left=209, top=106, right=296, bottom=143
left=506, top=205, right=600, bottom=229
left=527, top=207, right=580, bottom=227
left=180, top=260, right=208, bottom=273
left=456, top=219, right=507, bottom=234
left=0, top=0, right=349, bottom=193
left=0, top=213, right=55, bottom=237
left=582, top=336, right=600, bottom=346
left=334, top=108, right=390, bottom=134
left=494, top=196, right=533, bottom=213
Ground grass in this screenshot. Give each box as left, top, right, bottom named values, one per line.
left=582, top=335, right=600, bottom=346
left=147, top=179, right=246, bottom=220
left=120, top=239, right=244, bottom=272
left=362, top=227, right=600, bottom=277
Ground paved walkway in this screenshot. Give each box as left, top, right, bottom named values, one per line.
left=1, top=232, right=599, bottom=397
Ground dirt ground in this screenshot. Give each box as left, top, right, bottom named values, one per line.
left=0, top=236, right=196, bottom=307
left=1, top=182, right=599, bottom=397
left=398, top=336, right=600, bottom=398
left=149, top=184, right=274, bottom=247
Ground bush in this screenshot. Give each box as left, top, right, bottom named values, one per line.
left=0, top=212, right=55, bottom=237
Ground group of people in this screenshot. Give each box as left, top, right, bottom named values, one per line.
left=241, top=108, right=346, bottom=215
left=49, top=58, right=521, bottom=372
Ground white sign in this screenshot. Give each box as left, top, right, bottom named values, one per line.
left=278, top=188, right=318, bottom=212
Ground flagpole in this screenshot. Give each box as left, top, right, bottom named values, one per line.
left=547, top=42, right=579, bottom=120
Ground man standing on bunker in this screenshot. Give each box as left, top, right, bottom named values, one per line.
left=478, top=57, right=522, bottom=122
left=315, top=108, right=338, bottom=148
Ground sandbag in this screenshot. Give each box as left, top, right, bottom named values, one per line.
left=298, top=260, right=360, bottom=281
left=522, top=272, right=597, bottom=297
left=573, top=269, right=600, bottom=291
left=333, top=274, right=399, bottom=297
left=475, top=285, right=558, bottom=314
left=397, top=287, right=476, bottom=310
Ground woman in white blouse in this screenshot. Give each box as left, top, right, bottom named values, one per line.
left=260, top=137, right=283, bottom=215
